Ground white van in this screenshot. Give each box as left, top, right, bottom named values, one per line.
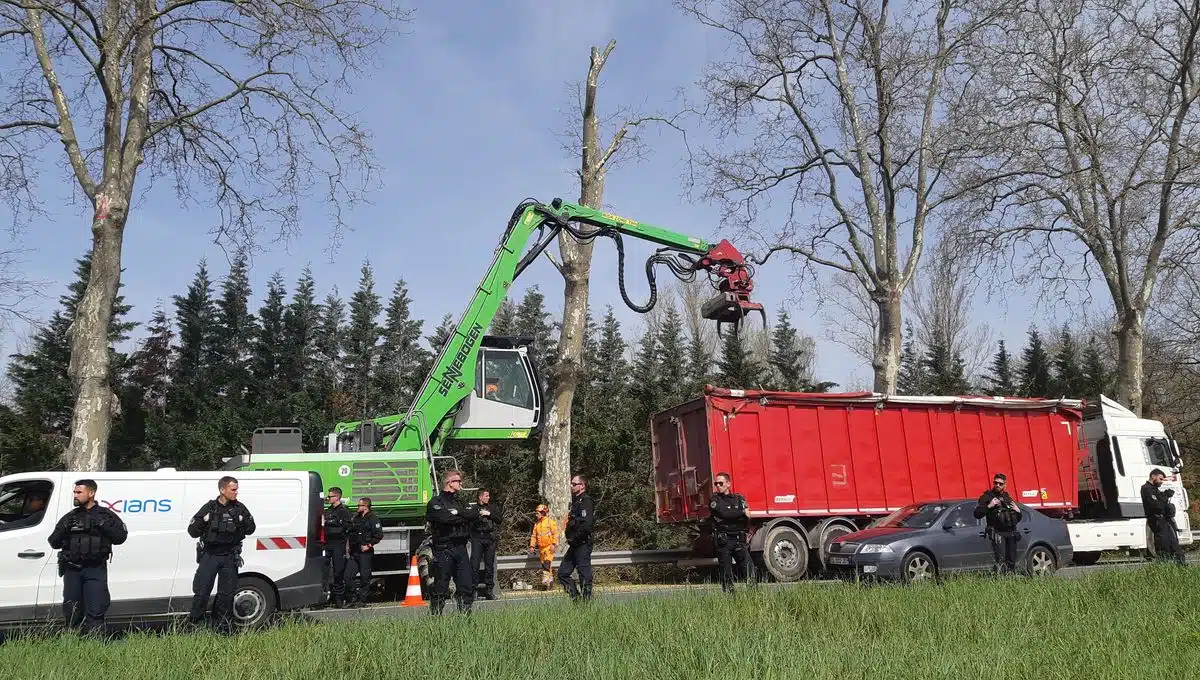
left=0, top=469, right=327, bottom=630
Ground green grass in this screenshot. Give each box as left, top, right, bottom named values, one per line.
left=3, top=566, right=1199, bottom=679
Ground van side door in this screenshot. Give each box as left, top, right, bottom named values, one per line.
left=0, top=475, right=63, bottom=624
left=97, top=481, right=185, bottom=617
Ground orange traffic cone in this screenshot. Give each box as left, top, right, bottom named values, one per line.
left=401, top=554, right=424, bottom=607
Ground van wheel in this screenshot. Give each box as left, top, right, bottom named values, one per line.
left=233, top=577, right=277, bottom=629
left=762, top=525, right=809, bottom=582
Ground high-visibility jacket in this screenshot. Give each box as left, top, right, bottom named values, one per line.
left=530, top=516, right=558, bottom=550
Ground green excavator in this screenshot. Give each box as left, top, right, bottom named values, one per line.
left=223, top=198, right=765, bottom=545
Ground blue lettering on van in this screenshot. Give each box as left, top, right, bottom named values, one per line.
left=100, top=499, right=174, bottom=513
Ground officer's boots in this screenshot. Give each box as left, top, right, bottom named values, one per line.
left=581, top=582, right=593, bottom=601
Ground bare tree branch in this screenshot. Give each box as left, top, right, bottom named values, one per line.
left=678, top=0, right=1010, bottom=393
left=952, top=0, right=1200, bottom=415
left=0, top=0, right=413, bottom=471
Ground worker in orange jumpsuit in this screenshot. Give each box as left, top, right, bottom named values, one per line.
left=528, top=504, right=558, bottom=589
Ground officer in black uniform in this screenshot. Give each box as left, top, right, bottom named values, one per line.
left=470, top=487, right=502, bottom=600
left=1141, top=468, right=1187, bottom=566
left=186, top=475, right=256, bottom=632
left=322, top=486, right=353, bottom=607
left=708, top=472, right=752, bottom=593
left=47, top=479, right=128, bottom=635
left=424, top=469, right=482, bottom=615
left=973, top=472, right=1022, bottom=574
left=559, top=473, right=595, bottom=602
left=346, top=496, right=383, bottom=607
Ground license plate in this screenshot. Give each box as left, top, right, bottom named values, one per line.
left=829, top=556, right=849, bottom=565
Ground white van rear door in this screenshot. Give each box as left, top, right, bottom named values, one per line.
left=0, top=474, right=64, bottom=621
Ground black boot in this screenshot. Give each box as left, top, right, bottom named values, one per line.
left=429, top=597, right=445, bottom=616
left=581, top=582, right=593, bottom=601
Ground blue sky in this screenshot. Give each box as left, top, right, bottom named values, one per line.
left=0, top=0, right=1091, bottom=392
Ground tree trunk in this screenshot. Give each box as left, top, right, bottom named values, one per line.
left=63, top=191, right=128, bottom=470
left=537, top=40, right=615, bottom=536
left=872, top=286, right=902, bottom=394
left=1114, top=309, right=1145, bottom=416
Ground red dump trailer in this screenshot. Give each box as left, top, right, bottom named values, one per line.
left=650, top=386, right=1088, bottom=580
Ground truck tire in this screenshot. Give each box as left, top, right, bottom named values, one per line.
left=232, top=576, right=277, bottom=629
left=762, top=524, right=809, bottom=581
left=816, top=519, right=856, bottom=571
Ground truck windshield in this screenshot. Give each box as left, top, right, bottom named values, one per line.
left=876, top=503, right=951, bottom=529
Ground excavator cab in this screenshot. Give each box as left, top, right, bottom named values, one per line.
left=448, top=335, right=543, bottom=441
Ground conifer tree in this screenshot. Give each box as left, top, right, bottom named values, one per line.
left=375, top=279, right=424, bottom=412
left=1018, top=328, right=1052, bottom=397
left=717, top=328, right=765, bottom=389
left=985, top=340, right=1017, bottom=396
left=343, top=261, right=383, bottom=418
left=897, top=322, right=927, bottom=395
left=769, top=311, right=810, bottom=391
left=1052, top=327, right=1084, bottom=397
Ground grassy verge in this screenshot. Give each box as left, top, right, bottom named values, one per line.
left=3, top=566, right=1198, bottom=679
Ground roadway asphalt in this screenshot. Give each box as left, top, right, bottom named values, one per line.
left=302, top=553, right=1198, bottom=622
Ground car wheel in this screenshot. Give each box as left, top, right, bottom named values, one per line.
left=900, top=551, right=937, bottom=583
left=762, top=524, right=809, bottom=581
left=1027, top=545, right=1057, bottom=576
left=232, top=576, right=277, bottom=629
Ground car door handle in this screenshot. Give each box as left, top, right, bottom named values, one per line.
left=18, top=550, right=45, bottom=559
left=1021, top=528, right=1030, bottom=534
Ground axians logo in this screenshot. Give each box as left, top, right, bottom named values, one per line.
left=100, top=499, right=173, bottom=513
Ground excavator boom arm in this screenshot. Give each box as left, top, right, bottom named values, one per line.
left=334, top=198, right=765, bottom=456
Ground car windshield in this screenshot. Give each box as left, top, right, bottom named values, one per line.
left=875, top=503, right=952, bottom=529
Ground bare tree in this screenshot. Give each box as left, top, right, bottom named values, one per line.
left=0, top=244, right=44, bottom=329
left=906, top=233, right=994, bottom=379
left=956, top=0, right=1200, bottom=416
left=674, top=278, right=720, bottom=359
left=0, top=0, right=412, bottom=470
left=677, top=0, right=1005, bottom=393
left=539, top=39, right=690, bottom=532
left=820, top=271, right=879, bottom=367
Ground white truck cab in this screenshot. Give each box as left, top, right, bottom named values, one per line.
left=1070, top=395, right=1193, bottom=560
left=0, top=469, right=327, bottom=630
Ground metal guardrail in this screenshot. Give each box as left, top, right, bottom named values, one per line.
left=496, top=548, right=700, bottom=571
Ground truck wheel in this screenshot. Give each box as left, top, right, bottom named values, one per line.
left=762, top=525, right=809, bottom=581
left=232, top=576, right=277, bottom=629
left=1071, top=551, right=1101, bottom=566
left=816, top=520, right=855, bottom=571
left=1026, top=545, right=1057, bottom=576
left=900, top=551, right=937, bottom=583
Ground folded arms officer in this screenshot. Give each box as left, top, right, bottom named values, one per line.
left=47, top=479, right=128, bottom=635
left=346, top=496, right=383, bottom=607
left=187, top=475, right=256, bottom=631
left=425, top=469, right=482, bottom=615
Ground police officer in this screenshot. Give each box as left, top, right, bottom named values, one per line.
left=425, top=469, right=482, bottom=615
left=322, top=487, right=353, bottom=607
left=346, top=496, right=383, bottom=607
left=47, top=479, right=128, bottom=635
left=470, top=488, right=502, bottom=600
left=708, top=472, right=751, bottom=593
left=559, top=473, right=595, bottom=602
left=1141, top=468, right=1187, bottom=566
left=973, top=472, right=1022, bottom=574
left=186, top=475, right=256, bottom=632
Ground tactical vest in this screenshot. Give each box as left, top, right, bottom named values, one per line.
left=204, top=501, right=247, bottom=550
left=324, top=505, right=350, bottom=541
left=60, top=510, right=111, bottom=565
